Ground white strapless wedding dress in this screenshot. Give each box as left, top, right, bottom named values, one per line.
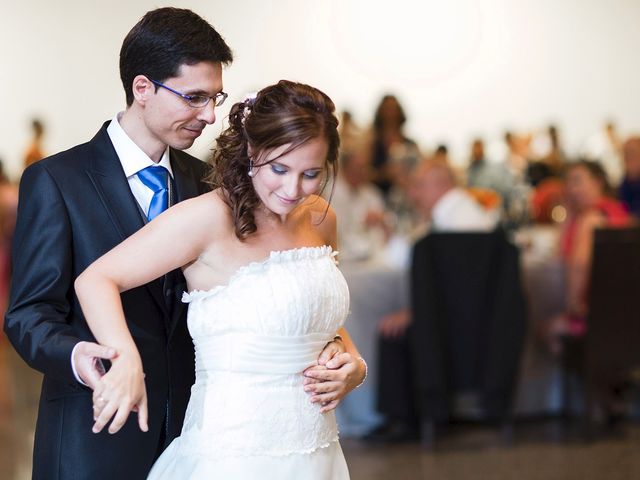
left=147, top=246, right=351, bottom=479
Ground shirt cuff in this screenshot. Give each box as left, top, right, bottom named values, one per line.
left=70, top=342, right=88, bottom=386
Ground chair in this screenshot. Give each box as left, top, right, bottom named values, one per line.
left=562, top=226, right=640, bottom=436
left=410, top=230, right=527, bottom=446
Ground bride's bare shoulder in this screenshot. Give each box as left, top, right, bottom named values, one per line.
left=300, top=194, right=336, bottom=240
left=169, top=189, right=233, bottom=234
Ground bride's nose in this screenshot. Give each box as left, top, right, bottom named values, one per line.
left=283, top=175, right=302, bottom=198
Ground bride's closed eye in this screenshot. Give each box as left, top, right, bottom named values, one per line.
left=270, top=164, right=321, bottom=179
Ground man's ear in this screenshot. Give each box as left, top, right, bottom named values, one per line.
left=131, top=75, right=155, bottom=106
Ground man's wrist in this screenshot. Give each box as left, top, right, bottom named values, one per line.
left=70, top=342, right=89, bottom=386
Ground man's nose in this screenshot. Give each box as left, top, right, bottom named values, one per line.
left=197, top=101, right=216, bottom=125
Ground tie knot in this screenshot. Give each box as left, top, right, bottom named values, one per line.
left=138, top=165, right=169, bottom=193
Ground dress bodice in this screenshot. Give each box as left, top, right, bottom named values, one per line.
left=184, top=245, right=349, bottom=339
left=176, top=246, right=350, bottom=459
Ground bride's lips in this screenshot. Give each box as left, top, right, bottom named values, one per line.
left=275, top=194, right=300, bottom=205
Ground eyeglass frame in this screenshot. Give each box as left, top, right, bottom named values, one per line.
left=150, top=79, right=228, bottom=108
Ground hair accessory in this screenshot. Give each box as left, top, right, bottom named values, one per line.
left=242, top=91, right=258, bottom=124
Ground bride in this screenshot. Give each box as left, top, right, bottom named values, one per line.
left=75, top=80, right=365, bottom=478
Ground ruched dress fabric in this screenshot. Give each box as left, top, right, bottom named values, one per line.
left=147, top=246, right=351, bottom=479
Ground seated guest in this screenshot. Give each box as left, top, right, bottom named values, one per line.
left=545, top=160, right=630, bottom=353
left=467, top=138, right=514, bottom=205
left=410, top=159, right=501, bottom=232
left=371, top=160, right=500, bottom=441
left=331, top=148, right=389, bottom=262
left=619, top=136, right=640, bottom=219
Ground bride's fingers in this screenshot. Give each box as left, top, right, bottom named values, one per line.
left=108, top=405, right=131, bottom=434
left=304, top=381, right=340, bottom=395
left=310, top=390, right=340, bottom=404
left=92, top=400, right=118, bottom=433
left=137, top=394, right=149, bottom=433
left=320, top=399, right=340, bottom=413
left=302, top=376, right=322, bottom=386
left=92, top=392, right=108, bottom=420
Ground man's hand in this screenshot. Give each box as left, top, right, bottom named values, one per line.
left=316, top=337, right=346, bottom=367
left=303, top=352, right=366, bottom=413
left=72, top=341, right=118, bottom=390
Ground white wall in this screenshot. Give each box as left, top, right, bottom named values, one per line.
left=2, top=0, right=639, bottom=179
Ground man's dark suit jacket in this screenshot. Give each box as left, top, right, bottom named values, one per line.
left=4, top=122, right=211, bottom=479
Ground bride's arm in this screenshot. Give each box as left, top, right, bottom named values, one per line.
left=75, top=193, right=220, bottom=434
left=303, top=197, right=367, bottom=412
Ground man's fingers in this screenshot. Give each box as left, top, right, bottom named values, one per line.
left=81, top=366, right=104, bottom=390
left=317, top=344, right=340, bottom=366
left=81, top=342, right=118, bottom=360
left=326, top=352, right=351, bottom=369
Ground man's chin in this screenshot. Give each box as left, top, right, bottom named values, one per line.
left=171, top=138, right=197, bottom=151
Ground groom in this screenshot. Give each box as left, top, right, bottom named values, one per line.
left=5, top=8, right=354, bottom=479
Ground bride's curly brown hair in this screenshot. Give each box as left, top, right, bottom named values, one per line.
left=206, top=80, right=340, bottom=240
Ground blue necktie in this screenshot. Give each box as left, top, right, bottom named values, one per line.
left=137, top=165, right=169, bottom=221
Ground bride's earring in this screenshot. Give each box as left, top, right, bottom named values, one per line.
left=248, top=160, right=255, bottom=177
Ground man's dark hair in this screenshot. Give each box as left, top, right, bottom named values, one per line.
left=120, top=7, right=233, bottom=106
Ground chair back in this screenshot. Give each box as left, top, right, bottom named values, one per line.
left=411, top=230, right=527, bottom=421
left=585, top=226, right=640, bottom=379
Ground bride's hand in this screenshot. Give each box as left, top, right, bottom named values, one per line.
left=91, top=350, right=148, bottom=434
left=303, top=353, right=366, bottom=413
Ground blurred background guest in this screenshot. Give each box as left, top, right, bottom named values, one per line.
left=581, top=121, right=624, bottom=188
left=22, top=118, right=46, bottom=170
left=338, top=110, right=362, bottom=156
left=432, top=144, right=449, bottom=164
left=368, top=94, right=421, bottom=198
left=544, top=160, right=630, bottom=353
left=372, top=159, right=503, bottom=441
left=0, top=159, right=18, bottom=321
left=504, top=131, right=531, bottom=182
left=409, top=159, right=501, bottom=232
left=466, top=137, right=514, bottom=208
left=502, top=131, right=534, bottom=228
left=619, top=136, right=640, bottom=219
left=527, top=125, right=566, bottom=187
left=331, top=146, right=390, bottom=262
left=542, top=124, right=566, bottom=174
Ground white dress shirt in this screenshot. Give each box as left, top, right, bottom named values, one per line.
left=107, top=112, right=174, bottom=215
left=71, top=113, right=173, bottom=384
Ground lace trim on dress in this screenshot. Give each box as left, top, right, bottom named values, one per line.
left=182, top=245, right=337, bottom=303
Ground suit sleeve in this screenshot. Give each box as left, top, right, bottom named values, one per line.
left=4, top=163, right=80, bottom=382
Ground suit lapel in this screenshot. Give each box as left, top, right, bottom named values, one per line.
left=85, top=123, right=168, bottom=320
left=171, top=149, right=201, bottom=203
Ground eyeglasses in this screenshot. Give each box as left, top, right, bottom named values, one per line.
left=150, top=79, right=228, bottom=108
